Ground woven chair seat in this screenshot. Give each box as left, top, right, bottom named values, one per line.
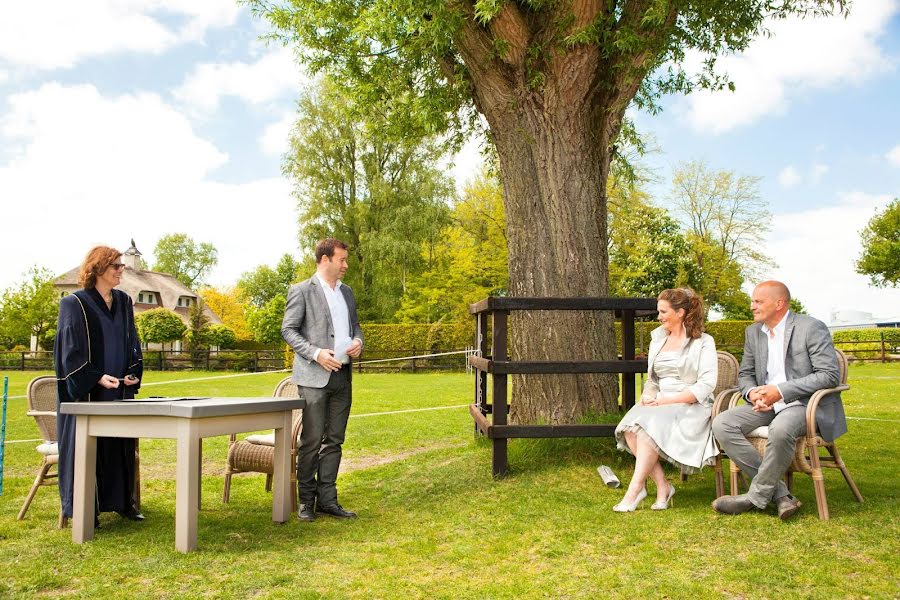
left=746, top=430, right=828, bottom=475
left=227, top=440, right=278, bottom=475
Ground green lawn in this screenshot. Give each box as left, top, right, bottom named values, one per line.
left=0, top=365, right=898, bottom=599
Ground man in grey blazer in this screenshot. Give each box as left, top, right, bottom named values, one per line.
left=712, top=280, right=846, bottom=520
left=282, top=238, right=364, bottom=521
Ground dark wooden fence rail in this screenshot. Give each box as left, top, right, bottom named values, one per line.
left=468, top=297, right=659, bottom=478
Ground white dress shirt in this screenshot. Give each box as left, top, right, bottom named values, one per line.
left=314, top=274, right=354, bottom=364
left=760, top=311, right=796, bottom=413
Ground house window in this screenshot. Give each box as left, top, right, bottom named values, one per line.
left=177, top=296, right=194, bottom=308
left=138, top=292, right=157, bottom=305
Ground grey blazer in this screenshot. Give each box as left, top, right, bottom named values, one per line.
left=281, top=275, right=364, bottom=389
left=738, top=312, right=847, bottom=441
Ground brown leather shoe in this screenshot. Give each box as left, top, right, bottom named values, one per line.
left=776, top=494, right=802, bottom=521
left=711, top=494, right=757, bottom=515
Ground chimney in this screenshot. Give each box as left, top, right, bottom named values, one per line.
left=123, top=238, right=143, bottom=272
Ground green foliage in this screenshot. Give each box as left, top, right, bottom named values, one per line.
left=152, top=233, right=218, bottom=287
left=396, top=170, right=508, bottom=323
left=361, top=323, right=472, bottom=352
left=134, top=308, right=187, bottom=344
left=237, top=254, right=302, bottom=308
left=246, top=294, right=287, bottom=345
left=205, top=324, right=237, bottom=349
left=856, top=198, right=899, bottom=287
left=0, top=266, right=59, bottom=349
left=200, top=286, right=253, bottom=341
left=185, top=300, right=211, bottom=366
left=668, top=161, right=772, bottom=314
left=608, top=180, right=695, bottom=296
left=833, top=328, right=900, bottom=358
left=284, top=78, right=454, bottom=322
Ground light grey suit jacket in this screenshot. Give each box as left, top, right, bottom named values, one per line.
left=738, top=312, right=847, bottom=441
left=281, top=275, right=364, bottom=388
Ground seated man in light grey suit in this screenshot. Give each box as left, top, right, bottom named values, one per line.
left=712, top=280, right=846, bottom=520
left=282, top=238, right=363, bottom=522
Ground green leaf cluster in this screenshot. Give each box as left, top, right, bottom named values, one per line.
left=856, top=199, right=899, bottom=288
left=135, top=308, right=187, bottom=344
left=0, top=266, right=59, bottom=349
left=237, top=254, right=303, bottom=308
left=246, top=295, right=287, bottom=345
left=152, top=233, right=218, bottom=287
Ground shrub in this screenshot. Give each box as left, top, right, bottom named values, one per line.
left=832, top=328, right=899, bottom=359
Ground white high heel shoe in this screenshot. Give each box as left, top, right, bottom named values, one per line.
left=651, top=484, right=676, bottom=510
left=613, top=487, right=647, bottom=512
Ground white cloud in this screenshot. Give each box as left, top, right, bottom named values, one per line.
left=260, top=112, right=297, bottom=157
left=0, top=1, right=241, bottom=70
left=0, top=69, right=8, bottom=84
left=887, top=144, right=900, bottom=167
left=173, top=47, right=301, bottom=112
left=778, top=165, right=802, bottom=188
left=810, top=163, right=829, bottom=183
left=682, top=1, right=898, bottom=134
left=0, top=83, right=297, bottom=291
left=763, top=192, right=900, bottom=323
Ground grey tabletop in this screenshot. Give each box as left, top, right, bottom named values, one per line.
left=60, top=396, right=306, bottom=418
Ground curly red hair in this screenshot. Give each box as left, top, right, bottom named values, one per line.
left=78, top=246, right=121, bottom=289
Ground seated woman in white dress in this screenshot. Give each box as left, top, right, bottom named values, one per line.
left=613, top=288, right=718, bottom=512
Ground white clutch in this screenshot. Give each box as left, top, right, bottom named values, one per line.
left=597, top=465, right=621, bottom=488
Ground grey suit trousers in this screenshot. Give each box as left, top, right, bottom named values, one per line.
left=712, top=403, right=807, bottom=508
left=297, top=367, right=352, bottom=507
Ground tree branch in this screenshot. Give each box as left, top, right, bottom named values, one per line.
left=487, top=2, right=530, bottom=65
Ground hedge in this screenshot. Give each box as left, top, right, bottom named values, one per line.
left=832, top=328, right=900, bottom=359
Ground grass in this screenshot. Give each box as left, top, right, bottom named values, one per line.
left=0, top=364, right=898, bottom=599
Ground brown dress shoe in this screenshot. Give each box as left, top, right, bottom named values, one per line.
left=711, top=494, right=757, bottom=515
left=776, top=494, right=802, bottom=521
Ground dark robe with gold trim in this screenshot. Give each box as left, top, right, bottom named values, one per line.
left=55, top=288, right=143, bottom=517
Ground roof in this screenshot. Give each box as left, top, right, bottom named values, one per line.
left=54, top=266, right=222, bottom=325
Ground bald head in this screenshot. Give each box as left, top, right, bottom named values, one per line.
left=751, top=280, right=791, bottom=327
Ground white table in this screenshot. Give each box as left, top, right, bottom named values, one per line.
left=60, top=396, right=305, bottom=553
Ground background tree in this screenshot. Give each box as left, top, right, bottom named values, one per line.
left=608, top=180, right=695, bottom=297
left=236, top=254, right=302, bottom=308
left=199, top=286, right=253, bottom=341
left=185, top=300, right=211, bottom=365
left=397, top=170, right=508, bottom=323
left=205, top=324, right=237, bottom=349
left=284, top=78, right=453, bottom=321
left=246, top=295, right=287, bottom=346
left=251, top=0, right=845, bottom=422
left=668, top=161, right=773, bottom=317
left=856, top=199, right=899, bottom=288
left=0, top=267, right=59, bottom=349
left=152, top=233, right=218, bottom=287
left=135, top=308, right=187, bottom=347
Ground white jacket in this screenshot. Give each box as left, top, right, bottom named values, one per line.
left=641, top=326, right=718, bottom=408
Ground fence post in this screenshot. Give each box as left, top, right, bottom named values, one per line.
left=881, top=331, right=887, bottom=363
left=20, top=352, right=25, bottom=371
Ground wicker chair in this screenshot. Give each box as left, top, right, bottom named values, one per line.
left=222, top=377, right=302, bottom=511
left=727, top=349, right=863, bottom=519
left=17, top=376, right=64, bottom=526
left=708, top=351, right=741, bottom=496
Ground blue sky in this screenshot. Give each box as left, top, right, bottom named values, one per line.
left=1, top=1, right=898, bottom=323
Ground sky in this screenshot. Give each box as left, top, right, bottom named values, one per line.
left=1, top=1, right=898, bottom=324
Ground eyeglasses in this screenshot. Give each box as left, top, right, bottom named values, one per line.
left=109, top=263, right=126, bottom=271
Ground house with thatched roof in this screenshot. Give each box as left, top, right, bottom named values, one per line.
left=54, top=241, right=222, bottom=341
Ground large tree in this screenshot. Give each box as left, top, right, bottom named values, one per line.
left=856, top=198, right=899, bottom=288
left=252, top=0, right=844, bottom=421
left=0, top=266, right=59, bottom=349
left=237, top=254, right=302, bottom=308
left=152, top=233, right=218, bottom=287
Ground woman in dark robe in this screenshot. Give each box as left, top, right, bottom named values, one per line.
left=55, top=246, right=144, bottom=523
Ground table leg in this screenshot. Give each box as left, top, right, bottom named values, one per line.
left=272, top=410, right=293, bottom=523
left=175, top=418, right=201, bottom=552
left=72, top=415, right=97, bottom=544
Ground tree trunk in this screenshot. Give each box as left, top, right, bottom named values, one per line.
left=486, top=100, right=619, bottom=424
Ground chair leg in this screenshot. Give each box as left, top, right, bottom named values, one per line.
left=714, top=457, right=725, bottom=498
left=17, top=461, right=52, bottom=520
left=729, top=461, right=741, bottom=496
left=829, top=444, right=864, bottom=503
left=785, top=471, right=794, bottom=494
left=265, top=474, right=273, bottom=493
left=808, top=443, right=830, bottom=520
left=223, top=468, right=233, bottom=503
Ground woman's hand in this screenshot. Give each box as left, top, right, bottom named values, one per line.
left=98, top=374, right=120, bottom=389
left=124, top=375, right=140, bottom=386
left=641, top=396, right=662, bottom=406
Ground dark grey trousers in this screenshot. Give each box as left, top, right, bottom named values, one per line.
left=712, top=403, right=807, bottom=508
left=297, top=366, right=352, bottom=507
